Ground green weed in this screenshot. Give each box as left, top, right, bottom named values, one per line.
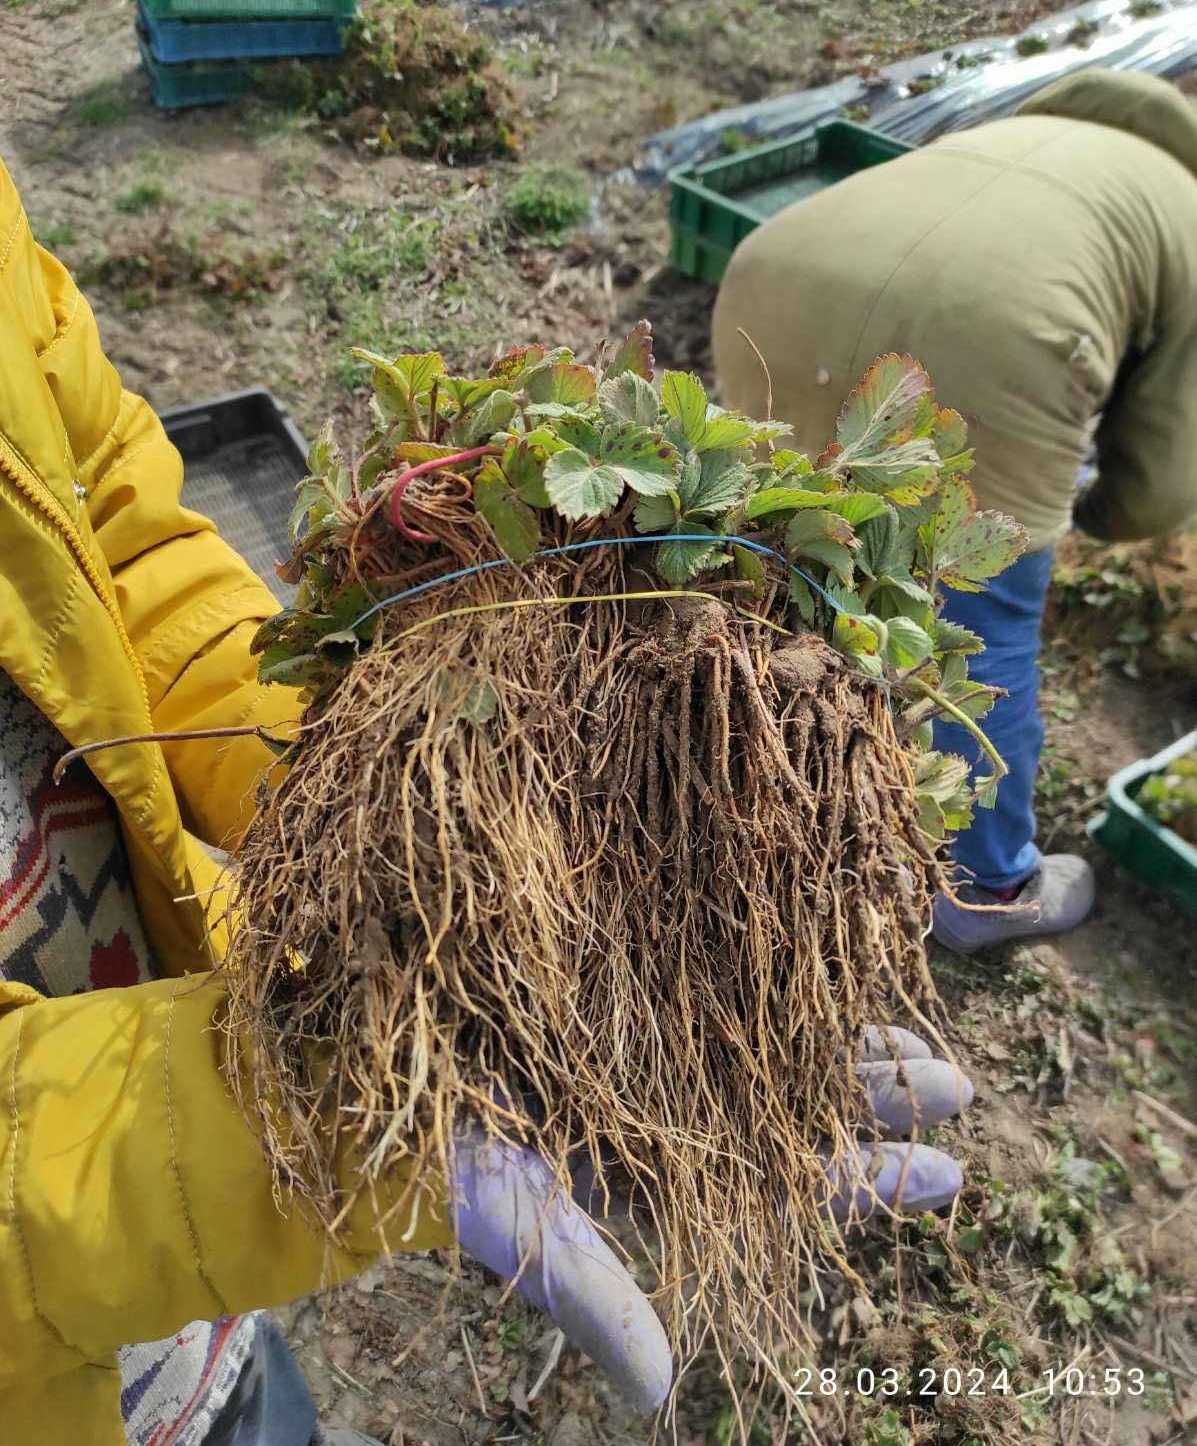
left=987, top=1142, right=1150, bottom=1331
left=76, top=81, right=131, bottom=127
left=31, top=218, right=78, bottom=249
left=319, top=209, right=432, bottom=293
left=1015, top=34, right=1051, bottom=56
left=115, top=181, right=167, bottom=215
left=504, top=166, right=590, bottom=243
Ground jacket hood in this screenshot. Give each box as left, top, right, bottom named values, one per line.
left=1018, top=68, right=1197, bottom=180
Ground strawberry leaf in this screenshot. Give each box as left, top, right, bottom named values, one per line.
left=836, top=353, right=933, bottom=463
left=661, top=371, right=709, bottom=449
left=598, top=371, right=660, bottom=428
left=657, top=522, right=729, bottom=585
left=605, top=318, right=655, bottom=381
left=474, top=460, right=541, bottom=562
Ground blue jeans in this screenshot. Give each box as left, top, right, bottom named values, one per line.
left=205, top=1317, right=319, bottom=1446
left=932, top=548, right=1055, bottom=892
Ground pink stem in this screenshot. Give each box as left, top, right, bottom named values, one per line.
left=388, top=445, right=503, bottom=542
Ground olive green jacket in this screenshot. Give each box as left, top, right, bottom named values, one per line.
left=712, top=71, right=1197, bottom=551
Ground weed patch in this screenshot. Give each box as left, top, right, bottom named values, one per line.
left=504, top=165, right=590, bottom=242
left=76, top=80, right=131, bottom=127
left=115, top=181, right=167, bottom=215
left=80, top=221, right=285, bottom=304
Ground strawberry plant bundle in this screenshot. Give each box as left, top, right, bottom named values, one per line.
left=221, top=324, right=1026, bottom=1399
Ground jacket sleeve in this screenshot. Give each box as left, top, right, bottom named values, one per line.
left=0, top=973, right=451, bottom=1389
left=30, top=230, right=302, bottom=850
left=1078, top=321, right=1197, bottom=541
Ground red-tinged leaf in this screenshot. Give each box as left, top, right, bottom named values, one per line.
left=489, top=343, right=547, bottom=382
left=606, top=318, right=655, bottom=381
left=816, top=441, right=843, bottom=469
left=836, top=354, right=933, bottom=462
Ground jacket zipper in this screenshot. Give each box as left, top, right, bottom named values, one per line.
left=0, top=432, right=153, bottom=717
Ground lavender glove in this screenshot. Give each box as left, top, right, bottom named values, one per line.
left=450, top=1026, right=972, bottom=1412
left=451, top=1127, right=673, bottom=1412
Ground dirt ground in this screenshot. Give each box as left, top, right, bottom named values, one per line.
left=2, top=1, right=1195, bottom=1442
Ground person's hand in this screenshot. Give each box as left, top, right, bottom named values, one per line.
left=450, top=1025, right=972, bottom=1413
left=825, top=1023, right=973, bottom=1221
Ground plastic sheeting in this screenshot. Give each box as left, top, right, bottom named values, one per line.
left=635, top=0, right=1197, bottom=182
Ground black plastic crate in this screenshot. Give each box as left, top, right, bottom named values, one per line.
left=159, top=388, right=306, bottom=604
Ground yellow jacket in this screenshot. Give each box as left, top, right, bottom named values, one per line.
left=0, top=156, right=450, bottom=1442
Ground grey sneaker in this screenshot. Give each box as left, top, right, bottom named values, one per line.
left=932, top=854, right=1096, bottom=954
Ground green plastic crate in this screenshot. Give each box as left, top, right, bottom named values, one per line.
left=137, top=24, right=257, bottom=107
left=669, top=121, right=912, bottom=284
left=1088, top=728, right=1197, bottom=915
left=141, top=0, right=354, bottom=19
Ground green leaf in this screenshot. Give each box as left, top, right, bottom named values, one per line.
left=605, top=318, right=654, bottom=381
left=884, top=616, right=934, bottom=670
left=306, top=419, right=339, bottom=478
left=502, top=439, right=551, bottom=507
left=554, top=416, right=603, bottom=456
left=789, top=572, right=816, bottom=625
left=932, top=618, right=985, bottom=655
left=681, top=455, right=753, bottom=516
left=450, top=388, right=519, bottom=447
left=289, top=479, right=329, bottom=538
left=634, top=493, right=678, bottom=532
left=733, top=544, right=766, bottom=599
left=525, top=361, right=597, bottom=409
left=259, top=651, right=334, bottom=688
left=836, top=353, right=933, bottom=462
left=744, top=486, right=836, bottom=521
left=656, top=523, right=729, bottom=585
left=598, top=423, right=680, bottom=496
left=821, top=493, right=892, bottom=527
left=352, top=348, right=444, bottom=421
left=474, top=460, right=540, bottom=562
left=786, top=508, right=857, bottom=552
left=598, top=372, right=660, bottom=428
left=661, top=371, right=709, bottom=449
left=919, top=475, right=1028, bottom=588
left=543, top=448, right=623, bottom=519
left=801, top=539, right=856, bottom=585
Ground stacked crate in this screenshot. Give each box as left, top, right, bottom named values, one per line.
left=137, top=0, right=357, bottom=110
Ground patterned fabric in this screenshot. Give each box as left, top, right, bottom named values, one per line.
left=0, top=670, right=252, bottom=1444
left=119, top=1315, right=260, bottom=1446
left=0, top=676, right=156, bottom=995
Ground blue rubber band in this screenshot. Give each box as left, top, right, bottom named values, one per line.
left=346, top=534, right=844, bottom=633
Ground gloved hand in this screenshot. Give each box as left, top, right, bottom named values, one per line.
left=451, top=1025, right=972, bottom=1413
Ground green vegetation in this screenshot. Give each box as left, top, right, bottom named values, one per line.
left=76, top=80, right=131, bottom=127
left=987, top=1141, right=1149, bottom=1330
left=115, top=181, right=167, bottom=216
left=319, top=209, right=432, bottom=292
left=1015, top=34, right=1051, bottom=57
left=504, top=166, right=590, bottom=243
left=253, top=0, right=517, bottom=162
left=30, top=218, right=77, bottom=249
left=1138, top=751, right=1197, bottom=844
